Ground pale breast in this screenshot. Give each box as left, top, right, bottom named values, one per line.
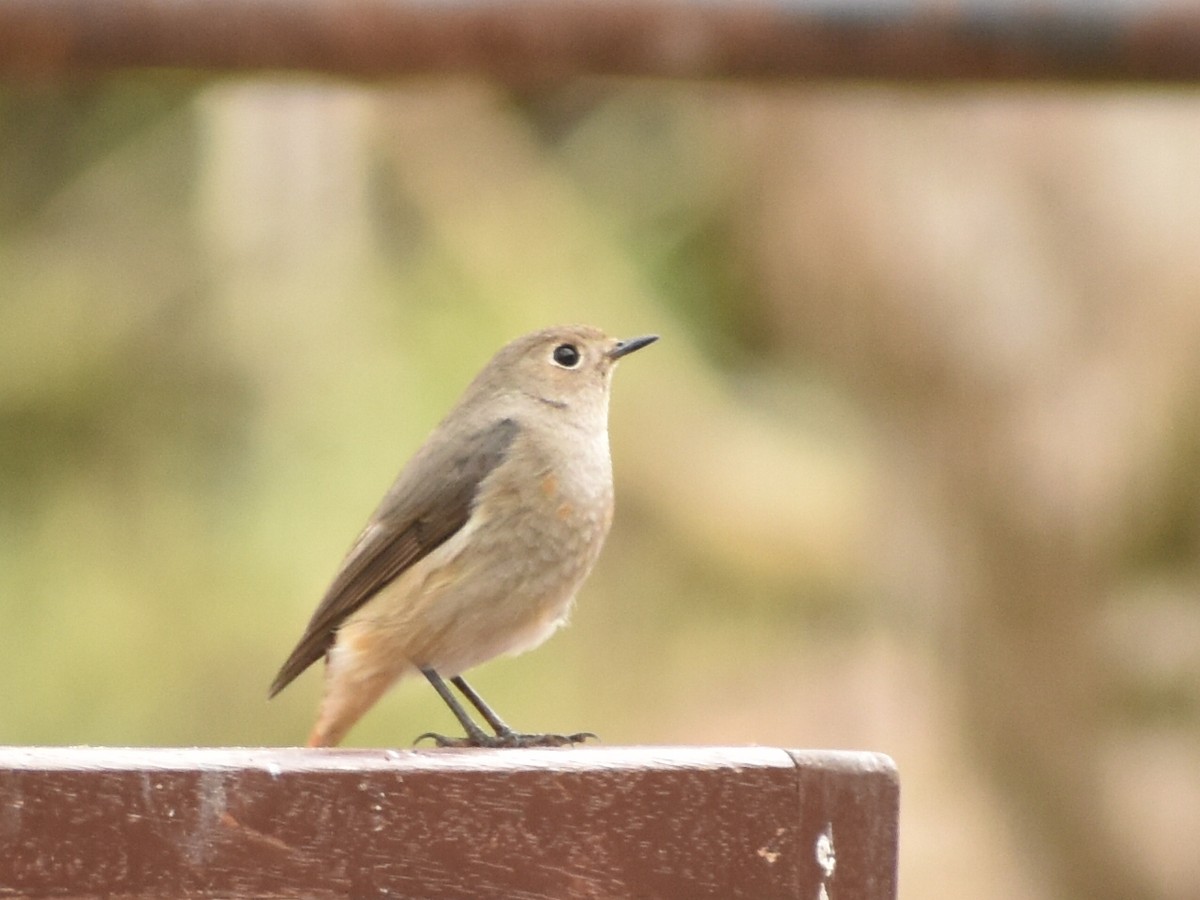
left=403, top=418, right=616, bottom=674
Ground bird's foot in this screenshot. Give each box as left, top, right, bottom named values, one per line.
left=415, top=729, right=597, bottom=749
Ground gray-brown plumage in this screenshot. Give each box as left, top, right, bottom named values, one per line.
left=269, top=325, right=657, bottom=747
left=268, top=418, right=519, bottom=698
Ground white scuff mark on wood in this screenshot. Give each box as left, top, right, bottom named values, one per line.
left=815, top=821, right=836, bottom=899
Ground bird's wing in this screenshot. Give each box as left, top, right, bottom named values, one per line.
left=268, top=417, right=520, bottom=697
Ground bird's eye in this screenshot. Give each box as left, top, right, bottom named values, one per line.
left=552, top=343, right=581, bottom=368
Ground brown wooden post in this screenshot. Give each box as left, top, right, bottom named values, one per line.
left=0, top=746, right=897, bottom=898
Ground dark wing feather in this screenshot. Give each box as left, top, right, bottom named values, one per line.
left=268, top=417, right=519, bottom=697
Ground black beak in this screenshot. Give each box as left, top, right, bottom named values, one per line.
left=607, top=334, right=659, bottom=360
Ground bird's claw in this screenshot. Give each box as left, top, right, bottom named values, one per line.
left=415, top=730, right=598, bottom=749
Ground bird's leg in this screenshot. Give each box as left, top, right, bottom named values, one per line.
left=415, top=668, right=493, bottom=747
left=450, top=675, right=514, bottom=734
left=450, top=674, right=598, bottom=748
left=416, top=668, right=597, bottom=748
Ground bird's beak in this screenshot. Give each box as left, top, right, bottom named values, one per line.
left=607, top=334, right=659, bottom=360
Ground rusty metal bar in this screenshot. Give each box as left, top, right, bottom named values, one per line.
left=0, top=0, right=1198, bottom=84
left=0, top=746, right=898, bottom=898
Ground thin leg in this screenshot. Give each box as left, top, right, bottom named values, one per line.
left=448, top=673, right=598, bottom=748
left=451, top=675, right=514, bottom=736
left=418, top=668, right=491, bottom=746
left=416, top=667, right=599, bottom=749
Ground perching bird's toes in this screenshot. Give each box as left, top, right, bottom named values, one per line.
left=414, top=730, right=598, bottom=749
left=501, top=730, right=598, bottom=748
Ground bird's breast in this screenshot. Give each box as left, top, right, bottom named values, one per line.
left=349, top=420, right=616, bottom=676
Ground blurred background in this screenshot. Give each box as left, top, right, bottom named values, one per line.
left=2, top=75, right=1200, bottom=899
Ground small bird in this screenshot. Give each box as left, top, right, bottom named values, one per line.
left=269, top=325, right=657, bottom=748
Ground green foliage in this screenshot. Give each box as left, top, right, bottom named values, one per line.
left=0, top=80, right=856, bottom=747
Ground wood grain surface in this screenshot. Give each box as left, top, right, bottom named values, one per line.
left=0, top=745, right=897, bottom=898
left=0, top=1, right=1199, bottom=84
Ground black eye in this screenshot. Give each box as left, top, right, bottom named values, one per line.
left=552, top=343, right=581, bottom=368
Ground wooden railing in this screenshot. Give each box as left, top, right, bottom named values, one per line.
left=0, top=746, right=897, bottom=898
left=1, top=0, right=1198, bottom=83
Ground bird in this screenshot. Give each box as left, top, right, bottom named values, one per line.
left=269, top=325, right=658, bottom=748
